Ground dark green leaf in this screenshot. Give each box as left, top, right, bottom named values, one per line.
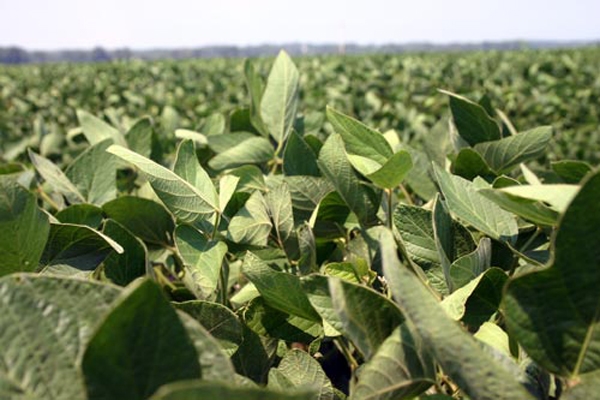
left=82, top=279, right=201, bottom=400
left=102, top=196, right=175, bottom=247
left=0, top=178, right=50, bottom=276
left=504, top=170, right=600, bottom=377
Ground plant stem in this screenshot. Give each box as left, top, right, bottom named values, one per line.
left=334, top=337, right=359, bottom=372
left=386, top=188, right=394, bottom=230
left=399, top=183, right=414, bottom=205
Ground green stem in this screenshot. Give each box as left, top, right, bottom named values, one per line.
left=334, top=337, right=359, bottom=372
left=211, top=212, right=221, bottom=240
left=399, top=184, right=414, bottom=205
left=386, top=188, right=394, bottom=230
left=37, top=188, right=61, bottom=211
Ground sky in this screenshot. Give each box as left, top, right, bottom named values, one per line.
left=1, top=0, right=600, bottom=50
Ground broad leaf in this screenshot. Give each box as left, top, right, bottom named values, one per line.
left=126, top=117, right=153, bottom=157
left=380, top=230, right=533, bottom=399
left=440, top=90, right=501, bottom=146
left=0, top=178, right=50, bottom=276
left=40, top=222, right=123, bottom=271
left=366, top=150, right=413, bottom=189
left=551, top=160, right=592, bottom=184
left=174, top=300, right=243, bottom=355
left=326, top=106, right=392, bottom=172
left=433, top=163, right=518, bottom=244
left=441, top=267, right=506, bottom=329
left=55, top=203, right=103, bottom=228
left=268, top=350, right=336, bottom=399
left=260, top=50, right=300, bottom=144
left=66, top=139, right=117, bottom=205
left=318, top=134, right=380, bottom=226
left=77, top=109, right=125, bottom=146
left=504, top=170, right=600, bottom=377
left=102, top=219, right=148, bottom=286
left=242, top=252, right=320, bottom=322
left=244, top=59, right=269, bottom=137
left=208, top=137, right=274, bottom=171
left=283, top=130, right=320, bottom=176
left=173, top=139, right=218, bottom=210
left=108, top=145, right=219, bottom=222
left=82, top=279, right=200, bottom=400
left=175, top=225, right=227, bottom=300
left=329, top=277, right=404, bottom=359
left=28, top=149, right=84, bottom=204
left=352, top=325, right=435, bottom=400
left=227, top=191, right=272, bottom=246
left=244, top=297, right=322, bottom=343
left=474, top=126, right=552, bottom=173
left=150, top=380, right=314, bottom=400
left=0, top=275, right=120, bottom=400
left=102, top=196, right=175, bottom=247
left=498, top=184, right=580, bottom=213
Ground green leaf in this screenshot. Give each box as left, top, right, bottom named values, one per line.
left=28, top=149, right=84, bottom=204
left=228, top=191, right=273, bottom=246
left=219, top=174, right=240, bottom=211
left=286, top=176, right=334, bottom=213
left=55, top=203, right=103, bottom=228
left=65, top=139, right=117, bottom=205
left=452, top=148, right=496, bottom=181
left=433, top=163, right=518, bottom=244
left=448, top=238, right=491, bottom=290
left=266, top=182, right=296, bottom=256
left=177, top=311, right=235, bottom=382
left=0, top=275, right=120, bottom=400
left=366, top=150, right=413, bottom=189
left=208, top=137, right=274, bottom=171
left=504, top=170, right=600, bottom=377
left=173, top=140, right=218, bottom=210
left=175, top=225, right=227, bottom=300
left=174, top=300, right=243, bottom=356
left=244, top=59, right=269, bottom=137
left=102, top=196, right=175, bottom=247
left=283, top=130, right=320, bottom=176
left=498, top=184, right=580, bottom=213
left=301, top=275, right=344, bottom=337
left=551, top=160, right=592, bottom=184
left=102, top=219, right=148, bottom=286
left=0, top=178, right=50, bottom=277
left=40, top=222, right=123, bottom=271
left=268, top=350, right=336, bottom=399
left=207, top=132, right=254, bottom=153
left=317, top=134, right=380, bottom=226
left=260, top=50, right=300, bottom=144
left=244, top=297, right=322, bottom=343
left=440, top=90, right=501, bottom=146
left=326, top=106, right=393, bottom=173
left=150, top=381, right=314, bottom=400
left=352, top=324, right=435, bottom=400
left=77, top=109, right=125, bottom=146
left=126, top=117, right=153, bottom=158
left=441, top=267, right=506, bottom=328
left=329, top=277, right=404, bottom=359
left=479, top=186, right=559, bottom=226
left=82, top=279, right=200, bottom=400
left=380, top=230, right=533, bottom=399
left=231, top=323, right=277, bottom=384
left=175, top=129, right=208, bottom=147
left=474, top=126, right=552, bottom=173
left=107, top=145, right=218, bottom=222
left=242, top=252, right=320, bottom=322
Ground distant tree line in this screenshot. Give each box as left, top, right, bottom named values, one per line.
left=1, top=41, right=598, bottom=64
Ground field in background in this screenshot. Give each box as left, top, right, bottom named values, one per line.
left=2, top=47, right=599, bottom=166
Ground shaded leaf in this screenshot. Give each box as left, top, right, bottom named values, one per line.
left=504, top=170, right=600, bottom=377
left=380, top=229, right=533, bottom=399
left=433, top=163, right=518, bottom=244
left=0, top=178, right=50, bottom=276
left=82, top=280, right=200, bottom=400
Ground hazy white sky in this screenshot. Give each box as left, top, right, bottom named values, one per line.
left=1, top=0, right=599, bottom=50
